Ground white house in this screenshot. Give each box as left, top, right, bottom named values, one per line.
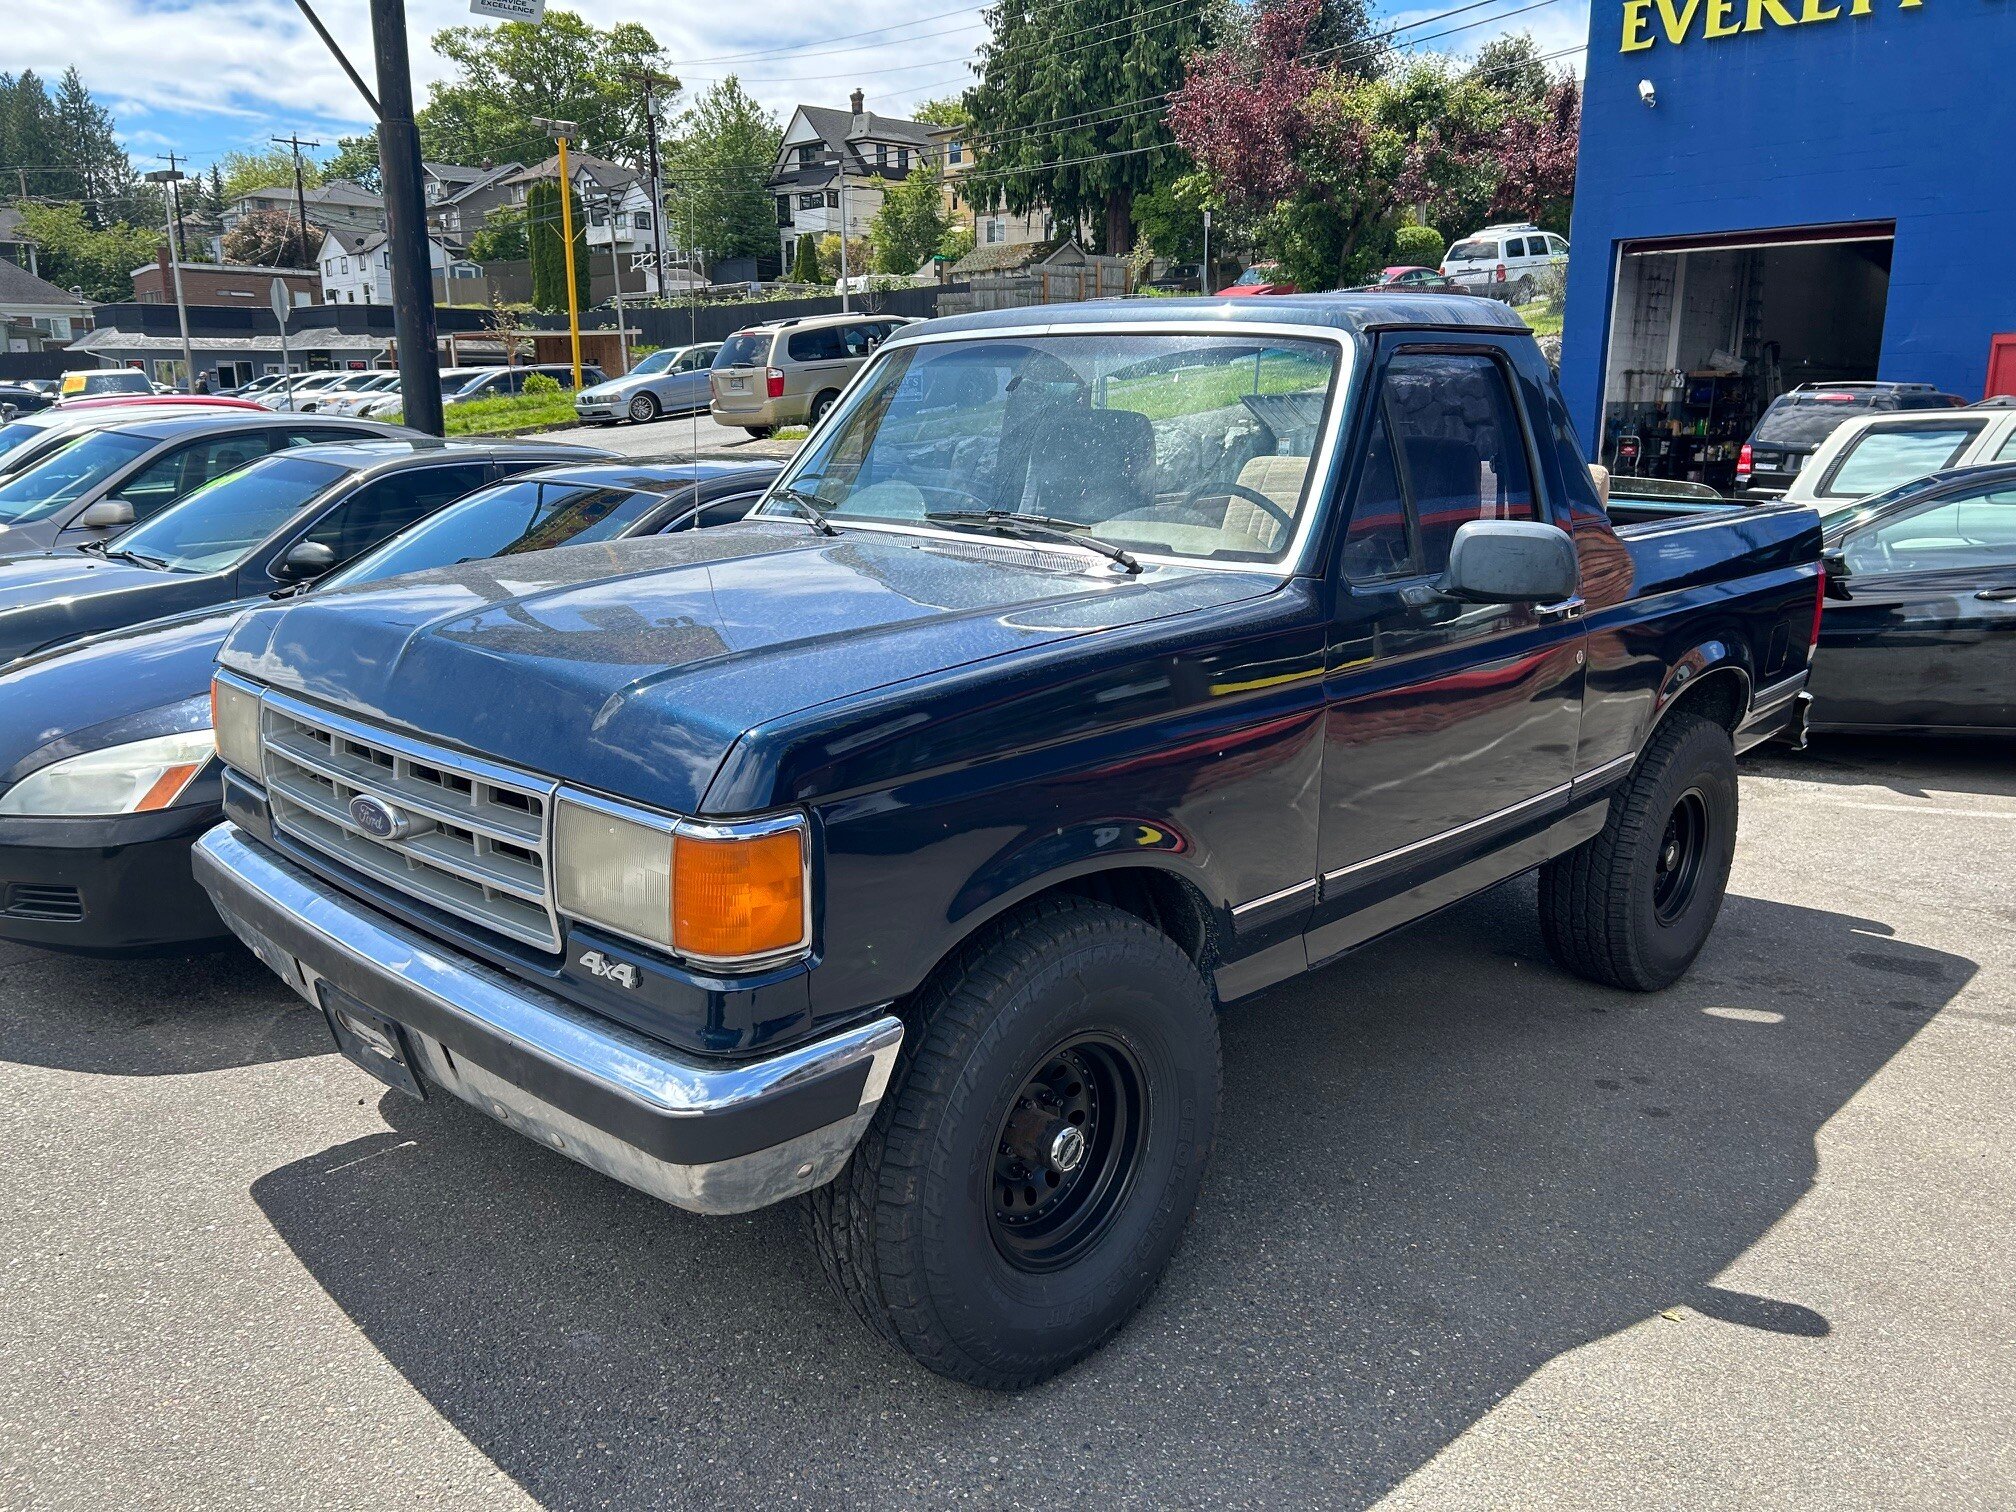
left=318, top=230, right=476, bottom=304
left=503, top=152, right=668, bottom=293
left=769, top=91, right=939, bottom=272
left=0, top=257, right=93, bottom=353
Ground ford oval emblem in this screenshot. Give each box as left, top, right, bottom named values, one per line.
left=348, top=794, right=407, bottom=840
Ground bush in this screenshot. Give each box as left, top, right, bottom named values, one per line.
left=1392, top=224, right=1446, bottom=270
left=521, top=372, right=560, bottom=395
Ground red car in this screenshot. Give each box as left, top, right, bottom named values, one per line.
left=56, top=394, right=265, bottom=412
left=1352, top=265, right=1466, bottom=294
left=1217, top=264, right=1297, bottom=297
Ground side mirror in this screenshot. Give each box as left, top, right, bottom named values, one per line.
left=1440, top=519, right=1580, bottom=605
left=273, top=539, right=338, bottom=581
left=76, top=497, right=136, bottom=531
left=1821, top=547, right=1853, bottom=599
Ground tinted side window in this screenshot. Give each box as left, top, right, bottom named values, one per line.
left=296, top=463, right=492, bottom=566
left=1380, top=352, right=1538, bottom=576
left=1339, top=416, right=1414, bottom=580
left=118, top=431, right=283, bottom=518
left=787, top=326, right=848, bottom=363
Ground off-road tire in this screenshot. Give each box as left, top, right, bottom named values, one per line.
left=803, top=897, right=1220, bottom=1390
left=1539, top=710, right=1738, bottom=991
left=627, top=392, right=660, bottom=424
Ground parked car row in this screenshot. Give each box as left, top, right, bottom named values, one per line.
left=0, top=293, right=2004, bottom=1399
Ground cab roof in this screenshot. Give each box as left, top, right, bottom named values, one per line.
left=900, top=291, right=1530, bottom=342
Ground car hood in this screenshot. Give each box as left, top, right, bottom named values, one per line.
left=0, top=553, right=218, bottom=660
left=583, top=373, right=658, bottom=398
left=220, top=523, right=1278, bottom=815
left=0, top=600, right=248, bottom=783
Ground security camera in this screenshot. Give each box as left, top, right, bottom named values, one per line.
left=1638, top=78, right=1657, bottom=108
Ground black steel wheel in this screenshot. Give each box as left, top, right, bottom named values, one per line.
left=804, top=896, right=1220, bottom=1390
left=1653, top=788, right=1711, bottom=925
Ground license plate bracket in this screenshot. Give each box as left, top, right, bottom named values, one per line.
left=319, top=982, right=427, bottom=1101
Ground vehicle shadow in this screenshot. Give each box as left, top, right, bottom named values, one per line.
left=248, top=880, right=1969, bottom=1509
left=1746, top=732, right=2016, bottom=800
left=0, top=940, right=329, bottom=1077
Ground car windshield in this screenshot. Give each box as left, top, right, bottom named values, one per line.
left=0, top=417, right=61, bottom=465
left=106, top=455, right=349, bottom=573
left=322, top=477, right=668, bottom=589
left=1232, top=268, right=1272, bottom=286
left=1816, top=474, right=1953, bottom=531
left=0, top=429, right=154, bottom=523
left=767, top=332, right=1343, bottom=565
left=1819, top=425, right=1984, bottom=499
left=628, top=349, right=680, bottom=376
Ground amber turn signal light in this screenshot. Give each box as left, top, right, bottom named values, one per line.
left=673, top=826, right=808, bottom=962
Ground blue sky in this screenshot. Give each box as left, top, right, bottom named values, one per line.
left=17, top=0, right=1593, bottom=177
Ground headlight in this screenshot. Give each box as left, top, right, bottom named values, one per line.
left=554, top=794, right=809, bottom=965
left=211, top=676, right=262, bottom=775
left=0, top=729, right=215, bottom=816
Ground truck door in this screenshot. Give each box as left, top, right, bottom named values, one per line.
left=1307, top=342, right=1586, bottom=962
left=1814, top=476, right=2016, bottom=730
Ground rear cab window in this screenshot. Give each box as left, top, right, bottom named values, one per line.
left=1752, top=392, right=1891, bottom=451
left=1447, top=240, right=1497, bottom=262
left=1820, top=423, right=1987, bottom=498
left=716, top=333, right=771, bottom=369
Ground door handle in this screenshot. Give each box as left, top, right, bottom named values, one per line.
left=1534, top=595, right=1586, bottom=622
left=1976, top=586, right=2016, bottom=603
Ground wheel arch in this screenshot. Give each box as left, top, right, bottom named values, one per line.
left=1645, top=642, right=1752, bottom=745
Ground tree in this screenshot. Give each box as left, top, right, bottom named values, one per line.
left=1468, top=34, right=1554, bottom=109
left=419, top=9, right=674, bottom=167
left=52, top=69, right=136, bottom=219
left=912, top=97, right=973, bottom=130
left=964, top=0, right=1215, bottom=253
left=666, top=78, right=781, bottom=262
left=221, top=208, right=322, bottom=268
left=526, top=179, right=589, bottom=312
left=869, top=163, right=949, bottom=274
left=1490, top=76, right=1580, bottom=234
left=10, top=202, right=156, bottom=300
left=218, top=148, right=310, bottom=205
left=2, top=69, right=148, bottom=225
left=324, top=133, right=382, bottom=194
left=468, top=202, right=528, bottom=262
left=790, top=234, right=821, bottom=285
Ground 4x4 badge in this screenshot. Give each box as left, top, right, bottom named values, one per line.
left=577, top=950, right=640, bottom=990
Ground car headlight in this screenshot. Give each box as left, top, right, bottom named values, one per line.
left=554, top=794, right=809, bottom=965
left=0, top=729, right=215, bottom=816
left=211, top=676, right=262, bottom=776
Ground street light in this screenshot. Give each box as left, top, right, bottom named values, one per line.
left=532, top=116, right=585, bottom=388
left=143, top=168, right=197, bottom=390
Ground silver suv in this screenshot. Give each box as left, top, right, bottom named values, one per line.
left=708, top=313, right=912, bottom=437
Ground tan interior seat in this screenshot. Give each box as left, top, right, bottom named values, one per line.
left=1224, top=455, right=1311, bottom=551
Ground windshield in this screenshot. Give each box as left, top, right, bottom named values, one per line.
left=322, top=477, right=667, bottom=589
left=1232, top=267, right=1274, bottom=286
left=107, top=455, right=348, bottom=572
left=0, top=430, right=154, bottom=523
left=0, top=417, right=62, bottom=465
left=628, top=349, right=679, bottom=376
left=768, top=332, right=1343, bottom=565
left=1819, top=424, right=1984, bottom=499
left=1816, top=474, right=1953, bottom=532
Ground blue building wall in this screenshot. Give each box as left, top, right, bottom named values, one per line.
left=1561, top=0, right=2016, bottom=447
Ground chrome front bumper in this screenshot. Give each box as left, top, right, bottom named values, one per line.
left=193, top=824, right=902, bottom=1215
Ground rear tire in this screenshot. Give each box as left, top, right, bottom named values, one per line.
left=1539, top=711, right=1738, bottom=991
left=627, top=392, right=660, bottom=424
left=804, top=897, right=1220, bottom=1390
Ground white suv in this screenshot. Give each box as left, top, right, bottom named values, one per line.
left=1784, top=399, right=2016, bottom=511
left=1441, top=224, right=1568, bottom=302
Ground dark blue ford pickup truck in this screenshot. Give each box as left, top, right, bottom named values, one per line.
left=194, top=296, right=1821, bottom=1389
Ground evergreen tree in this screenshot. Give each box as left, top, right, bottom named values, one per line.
left=526, top=179, right=590, bottom=311
left=666, top=79, right=782, bottom=261
left=869, top=163, right=950, bottom=274
left=963, top=0, right=1215, bottom=253
left=790, top=233, right=822, bottom=285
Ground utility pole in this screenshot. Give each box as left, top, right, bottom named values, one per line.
left=144, top=165, right=198, bottom=391
left=624, top=69, right=674, bottom=297
left=591, top=190, right=630, bottom=373
left=273, top=131, right=321, bottom=268
left=368, top=0, right=442, bottom=436
left=534, top=117, right=584, bottom=389
left=161, top=150, right=190, bottom=264
left=826, top=153, right=852, bottom=313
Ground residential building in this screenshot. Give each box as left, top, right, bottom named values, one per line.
left=423, top=161, right=522, bottom=249
left=929, top=124, right=1048, bottom=256
left=221, top=179, right=385, bottom=239
left=0, top=257, right=93, bottom=353
left=770, top=91, right=939, bottom=272
left=318, top=230, right=477, bottom=304
left=503, top=152, right=666, bottom=293
left=130, top=254, right=318, bottom=309
left=0, top=209, right=42, bottom=278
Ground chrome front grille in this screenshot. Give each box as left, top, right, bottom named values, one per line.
left=259, top=692, right=562, bottom=951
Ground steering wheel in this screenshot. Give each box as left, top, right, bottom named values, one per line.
left=1179, top=479, right=1296, bottom=536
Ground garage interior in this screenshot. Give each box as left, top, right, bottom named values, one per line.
left=1596, top=224, right=1895, bottom=491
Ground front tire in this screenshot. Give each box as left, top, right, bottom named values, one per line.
left=743, top=426, right=774, bottom=439
left=627, top=392, right=660, bottom=424
left=804, top=897, right=1220, bottom=1390
left=809, top=389, right=840, bottom=425
left=1538, top=710, right=1738, bottom=991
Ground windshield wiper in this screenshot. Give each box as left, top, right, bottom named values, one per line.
left=769, top=485, right=838, bottom=537
left=77, top=539, right=109, bottom=555
left=103, top=548, right=170, bottom=570
left=925, top=510, right=1141, bottom=574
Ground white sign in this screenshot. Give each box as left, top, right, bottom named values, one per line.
left=269, top=277, right=293, bottom=328
left=469, top=0, right=545, bottom=19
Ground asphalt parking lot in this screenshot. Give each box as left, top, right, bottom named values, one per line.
left=543, top=412, right=799, bottom=463
left=3, top=735, right=2012, bottom=1510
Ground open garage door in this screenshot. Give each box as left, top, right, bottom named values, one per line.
left=1597, top=222, right=1896, bottom=492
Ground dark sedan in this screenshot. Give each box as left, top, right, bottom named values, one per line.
left=1810, top=463, right=2016, bottom=733
left=0, top=410, right=414, bottom=553
left=0, top=459, right=779, bottom=952
left=0, top=437, right=606, bottom=669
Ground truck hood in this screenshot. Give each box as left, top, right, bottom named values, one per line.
left=220, top=522, right=1278, bottom=814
